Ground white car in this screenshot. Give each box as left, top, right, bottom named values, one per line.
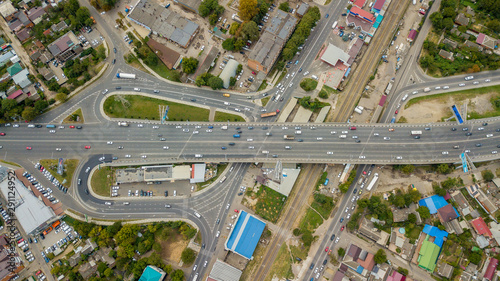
left=138, top=124, right=144, bottom=127
left=141, top=155, right=147, bottom=159
left=49, top=130, right=56, bottom=133
left=248, top=146, right=255, bottom=149
left=303, top=71, right=309, bottom=76
left=442, top=151, right=449, bottom=155
left=201, top=45, right=205, bottom=51
left=102, top=89, right=108, bottom=95
left=459, top=83, right=465, bottom=87
left=412, top=91, right=418, bottom=95
left=435, top=86, right=441, bottom=90
left=58, top=126, right=65, bottom=129
left=384, top=137, right=390, bottom=140
left=443, top=86, right=449, bottom=89
left=56, top=148, right=62, bottom=151
left=316, top=137, right=323, bottom=141
left=359, top=155, right=366, bottom=159
left=152, top=126, right=159, bottom=129
left=125, top=155, right=131, bottom=158
left=327, top=151, right=333, bottom=155
left=163, top=146, right=169, bottom=150
left=485, top=79, right=491, bottom=82
left=492, top=151, right=498, bottom=154
left=193, top=131, right=199, bottom=134
left=206, top=129, right=212, bottom=133
left=473, top=81, right=479, bottom=85
left=465, top=76, right=474, bottom=80
left=107, top=141, right=113, bottom=145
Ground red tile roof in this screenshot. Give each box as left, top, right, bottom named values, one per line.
left=484, top=258, right=498, bottom=280
left=373, top=0, right=386, bottom=10
left=349, top=6, right=375, bottom=23
left=7, top=89, right=23, bottom=99
left=407, top=29, right=417, bottom=41
left=471, top=217, right=492, bottom=237
left=353, top=0, right=366, bottom=8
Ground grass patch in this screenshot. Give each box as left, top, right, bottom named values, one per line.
left=196, top=163, right=228, bottom=191
left=0, top=160, right=20, bottom=167
left=261, top=96, right=270, bottom=107
left=195, top=231, right=202, bottom=244
left=124, top=53, right=151, bottom=75
left=104, top=95, right=210, bottom=121
left=265, top=244, right=294, bottom=281
left=405, top=85, right=500, bottom=120
left=90, top=166, right=114, bottom=197
left=405, top=225, right=423, bottom=240
left=63, top=108, right=84, bottom=123
left=146, top=58, right=181, bottom=82
left=39, top=159, right=79, bottom=188
left=318, top=85, right=336, bottom=99
left=213, top=111, right=245, bottom=122
left=254, top=185, right=287, bottom=223
left=300, top=78, right=318, bottom=91
left=258, top=80, right=268, bottom=91
left=290, top=245, right=307, bottom=263
left=310, top=193, right=334, bottom=218
left=299, top=207, right=323, bottom=232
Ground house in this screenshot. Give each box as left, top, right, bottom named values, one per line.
left=7, top=62, right=23, bottom=76
left=78, top=260, right=97, bottom=279
left=7, top=89, right=27, bottom=103
left=296, top=2, right=309, bottom=17
left=138, top=266, right=166, bottom=281
left=0, top=2, right=17, bottom=21
left=320, top=43, right=350, bottom=67
left=68, top=253, right=81, bottom=267
left=455, top=13, right=469, bottom=26
left=47, top=31, right=83, bottom=62
left=38, top=67, right=55, bottom=81
left=392, top=203, right=420, bottom=223
left=476, top=33, right=496, bottom=50
left=16, top=28, right=31, bottom=43
left=407, top=29, right=417, bottom=42
left=93, top=247, right=116, bottom=268
left=436, top=204, right=459, bottom=223
left=358, top=218, right=390, bottom=246
left=8, top=19, right=23, bottom=32
left=27, top=6, right=46, bottom=24
left=439, top=49, right=454, bottom=61
left=466, top=6, right=475, bottom=16
left=416, top=225, right=448, bottom=272
left=436, top=261, right=453, bottom=279
left=51, top=21, right=68, bottom=32
left=464, top=40, right=483, bottom=51
left=371, top=0, right=386, bottom=13
left=443, top=38, right=458, bottom=49
left=81, top=239, right=98, bottom=255
left=484, top=258, right=498, bottom=281
left=349, top=6, right=375, bottom=23
left=353, top=0, right=366, bottom=8
left=127, top=0, right=199, bottom=48
left=146, top=38, right=181, bottom=69
left=172, top=0, right=201, bottom=14
left=15, top=11, right=33, bottom=28
left=248, top=10, right=297, bottom=74
left=0, top=51, right=15, bottom=67
left=219, top=59, right=239, bottom=89
left=386, top=270, right=406, bottom=281
left=12, top=68, right=31, bottom=88
left=471, top=217, right=492, bottom=237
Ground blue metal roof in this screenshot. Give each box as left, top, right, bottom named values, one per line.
left=225, top=210, right=266, bottom=259
left=419, top=195, right=449, bottom=214
left=422, top=224, right=448, bottom=248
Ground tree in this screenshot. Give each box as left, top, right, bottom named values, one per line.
left=181, top=248, right=196, bottom=264
left=337, top=247, right=345, bottom=258
left=236, top=64, right=243, bottom=74
left=181, top=57, right=199, bottom=74
left=482, top=170, right=494, bottom=182
left=301, top=230, right=314, bottom=246
left=22, top=107, right=37, bottom=121
left=407, top=213, right=417, bottom=224
left=229, top=76, right=236, bottom=87
left=171, top=270, right=184, bottom=281
left=238, top=0, right=258, bottom=21
left=222, top=38, right=236, bottom=51
left=430, top=12, right=444, bottom=29
left=442, top=7, right=456, bottom=18
left=208, top=76, right=223, bottom=90
left=487, top=19, right=500, bottom=32
left=144, top=52, right=158, bottom=66
left=241, top=21, right=260, bottom=42
left=229, top=22, right=240, bottom=35
left=417, top=206, right=431, bottom=220
left=34, top=100, right=49, bottom=112
left=443, top=17, right=454, bottom=30
left=437, top=163, right=450, bottom=174
left=401, top=165, right=415, bottom=174
left=279, top=2, right=290, bottom=12
left=97, top=262, right=108, bottom=275
left=103, top=268, right=113, bottom=278
left=394, top=195, right=406, bottom=208
left=469, top=251, right=482, bottom=264
left=374, top=249, right=387, bottom=264
left=55, top=93, right=68, bottom=103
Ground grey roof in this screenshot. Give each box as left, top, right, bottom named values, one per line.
left=173, top=0, right=201, bottom=13
left=128, top=0, right=198, bottom=47
left=0, top=51, right=15, bottom=65
left=0, top=176, right=55, bottom=234
left=296, top=3, right=309, bottom=16
left=12, top=68, right=29, bottom=85
left=208, top=260, right=242, bottom=281
left=266, top=10, right=297, bottom=40
left=219, top=59, right=239, bottom=89
left=321, top=43, right=351, bottom=66
left=0, top=1, right=16, bottom=18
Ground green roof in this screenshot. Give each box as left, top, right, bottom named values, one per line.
left=139, top=266, right=164, bottom=281
left=418, top=240, right=441, bottom=272
left=7, top=62, right=22, bottom=76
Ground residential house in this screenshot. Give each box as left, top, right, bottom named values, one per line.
left=415, top=225, right=448, bottom=272
left=81, top=239, right=98, bottom=255
left=438, top=49, right=454, bottom=61
left=138, top=266, right=166, bottom=281
left=78, top=260, right=97, bottom=279
left=7, top=62, right=23, bottom=76
left=93, top=247, right=116, bottom=268
left=248, top=10, right=297, bottom=74
left=484, top=258, right=498, bottom=281
left=0, top=2, right=17, bottom=21
left=12, top=68, right=31, bottom=88
left=68, top=253, right=81, bottom=267
left=386, top=270, right=406, bottom=281
left=47, top=31, right=83, bottom=62
left=389, top=228, right=414, bottom=261
left=466, top=6, right=475, bottom=16
left=455, top=13, right=469, bottom=26
left=8, top=19, right=23, bottom=32
left=127, top=0, right=199, bottom=48
left=7, top=89, right=27, bottom=103
left=15, top=11, right=33, bottom=28
left=371, top=0, right=386, bottom=13
left=392, top=203, right=420, bottom=223
left=27, top=7, right=46, bottom=25
left=51, top=21, right=68, bottom=32
left=436, top=261, right=453, bottom=279
left=0, top=51, right=15, bottom=67
left=476, top=33, right=496, bottom=50
left=443, top=38, right=458, bottom=49
left=358, top=218, right=390, bottom=246
left=471, top=217, right=492, bottom=237
left=38, top=67, right=55, bottom=81
left=464, top=40, right=483, bottom=51
left=296, top=2, right=309, bottom=17
left=16, top=28, right=31, bottom=43
left=343, top=244, right=377, bottom=276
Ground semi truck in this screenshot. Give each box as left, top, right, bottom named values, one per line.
left=261, top=109, right=280, bottom=118
left=116, top=73, right=136, bottom=79
left=283, top=135, right=295, bottom=140
left=366, top=173, right=379, bottom=191
left=118, top=122, right=129, bottom=127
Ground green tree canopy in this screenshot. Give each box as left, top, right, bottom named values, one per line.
left=279, top=2, right=290, bottom=12
left=482, top=170, right=494, bottom=182
left=239, top=0, right=258, bottom=21
left=374, top=249, right=387, bottom=264
left=208, top=76, right=224, bottom=90
left=417, top=206, right=431, bottom=220
left=181, top=248, right=196, bottom=264
left=181, top=57, right=199, bottom=74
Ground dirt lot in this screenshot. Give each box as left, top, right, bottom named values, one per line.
left=158, top=232, right=189, bottom=264
left=400, top=91, right=497, bottom=123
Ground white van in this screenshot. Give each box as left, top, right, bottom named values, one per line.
left=134, top=88, right=141, bottom=92
left=224, top=102, right=230, bottom=105
left=311, top=75, right=318, bottom=80
left=195, top=154, right=203, bottom=158
left=339, top=135, right=347, bottom=139
left=262, top=150, right=269, bottom=154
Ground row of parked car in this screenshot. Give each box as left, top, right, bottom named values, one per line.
left=41, top=221, right=78, bottom=263
left=34, top=163, right=68, bottom=194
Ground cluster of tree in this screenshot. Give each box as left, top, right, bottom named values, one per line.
left=481, top=169, right=494, bottom=182
left=374, top=249, right=387, bottom=264
left=181, top=248, right=196, bottom=264
left=292, top=227, right=316, bottom=247
left=477, top=0, right=500, bottom=20
left=89, top=0, right=118, bottom=12
left=397, top=267, right=409, bottom=276
left=392, top=164, right=415, bottom=175
left=0, top=94, right=51, bottom=122
left=388, top=186, right=422, bottom=208
left=222, top=21, right=260, bottom=51
left=300, top=78, right=318, bottom=91
left=279, top=2, right=290, bottom=12
left=416, top=206, right=431, bottom=220
left=275, top=7, right=321, bottom=69
left=238, top=0, right=270, bottom=22
left=432, top=177, right=462, bottom=197
left=199, top=0, right=225, bottom=26
left=429, top=0, right=458, bottom=31
left=347, top=211, right=362, bottom=231
left=297, top=96, right=327, bottom=112
left=357, top=196, right=393, bottom=223
left=195, top=73, right=224, bottom=90
left=339, top=170, right=357, bottom=193
left=181, top=57, right=199, bottom=74
left=313, top=193, right=334, bottom=215
left=134, top=43, right=160, bottom=67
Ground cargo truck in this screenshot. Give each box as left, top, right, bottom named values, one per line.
left=116, top=73, right=136, bottom=79
left=410, top=130, right=422, bottom=136
left=283, top=135, right=295, bottom=140
left=118, top=122, right=129, bottom=127
left=366, top=173, right=379, bottom=191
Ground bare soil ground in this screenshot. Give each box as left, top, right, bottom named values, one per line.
left=400, top=92, right=497, bottom=123
left=158, top=232, right=189, bottom=264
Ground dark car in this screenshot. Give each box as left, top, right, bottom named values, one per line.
left=298, top=139, right=303, bottom=142
left=451, top=127, right=457, bottom=131
left=191, top=99, right=197, bottom=102
left=116, top=86, right=121, bottom=90
left=309, top=263, right=314, bottom=270
left=238, top=192, right=243, bottom=196
left=340, top=217, right=344, bottom=223
left=202, top=243, right=205, bottom=249
left=298, top=68, right=302, bottom=72
left=330, top=234, right=335, bottom=241
left=483, top=122, right=488, bottom=126
left=414, top=135, right=421, bottom=139
left=76, top=126, right=82, bottom=129
left=85, top=189, right=89, bottom=195
left=240, top=51, right=245, bottom=55
left=164, top=191, right=168, bottom=197
left=353, top=188, right=357, bottom=194
left=355, top=139, right=361, bottom=143
left=112, top=59, right=116, bottom=64
left=113, top=48, right=117, bottom=53
left=229, top=143, right=235, bottom=146
left=476, top=143, right=482, bottom=147
left=466, top=132, right=472, bottom=136
left=221, top=146, right=227, bottom=150
left=323, top=259, right=328, bottom=265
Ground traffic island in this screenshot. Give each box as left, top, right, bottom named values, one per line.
left=39, top=159, right=79, bottom=188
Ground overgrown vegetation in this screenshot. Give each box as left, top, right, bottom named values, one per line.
left=254, top=185, right=287, bottom=223
left=297, top=96, right=328, bottom=112
left=195, top=73, right=224, bottom=90
left=318, top=85, right=336, bottom=99
left=199, top=0, right=225, bottom=26
left=339, top=170, right=356, bottom=193
left=300, top=78, right=318, bottom=91
left=39, top=159, right=79, bottom=188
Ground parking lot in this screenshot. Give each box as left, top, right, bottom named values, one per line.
left=39, top=220, right=79, bottom=262
left=114, top=180, right=194, bottom=198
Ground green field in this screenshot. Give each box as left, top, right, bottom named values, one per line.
left=299, top=207, right=323, bottom=232
left=261, top=96, right=270, bottom=107
left=91, top=166, right=114, bottom=197
left=265, top=244, right=294, bottom=281
left=39, top=159, right=79, bottom=188
left=213, top=111, right=245, bottom=122
left=255, top=185, right=287, bottom=223
left=103, top=95, right=210, bottom=121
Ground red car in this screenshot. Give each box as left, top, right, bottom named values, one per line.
left=234, top=209, right=239, bottom=213
left=26, top=147, right=32, bottom=150
left=325, top=247, right=329, bottom=252
left=70, top=125, right=75, bottom=129
left=84, top=146, right=91, bottom=149
left=252, top=71, right=256, bottom=75
left=0, top=132, right=5, bottom=136
left=362, top=171, right=367, bottom=175
left=36, top=270, right=42, bottom=276
left=340, top=226, right=345, bottom=231
left=395, top=110, right=398, bottom=114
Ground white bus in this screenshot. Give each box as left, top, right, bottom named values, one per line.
left=332, top=21, right=338, bottom=29
left=220, top=176, right=227, bottom=183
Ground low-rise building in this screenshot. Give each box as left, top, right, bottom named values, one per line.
left=47, top=31, right=83, bottom=62
left=138, top=266, right=166, bottom=281
left=0, top=1, right=17, bottom=21
left=146, top=38, right=181, bottom=69
left=27, top=6, right=46, bottom=24
left=476, top=33, right=496, bottom=50
left=219, top=59, right=239, bottom=89
left=484, top=258, right=498, bottom=281
left=208, top=260, right=242, bottom=281
left=471, top=217, right=492, bottom=237
left=296, top=2, right=309, bottom=17
left=436, top=261, right=453, bottom=279
left=407, top=29, right=417, bottom=42
left=78, top=260, right=97, bottom=280
left=455, top=13, right=469, bottom=26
